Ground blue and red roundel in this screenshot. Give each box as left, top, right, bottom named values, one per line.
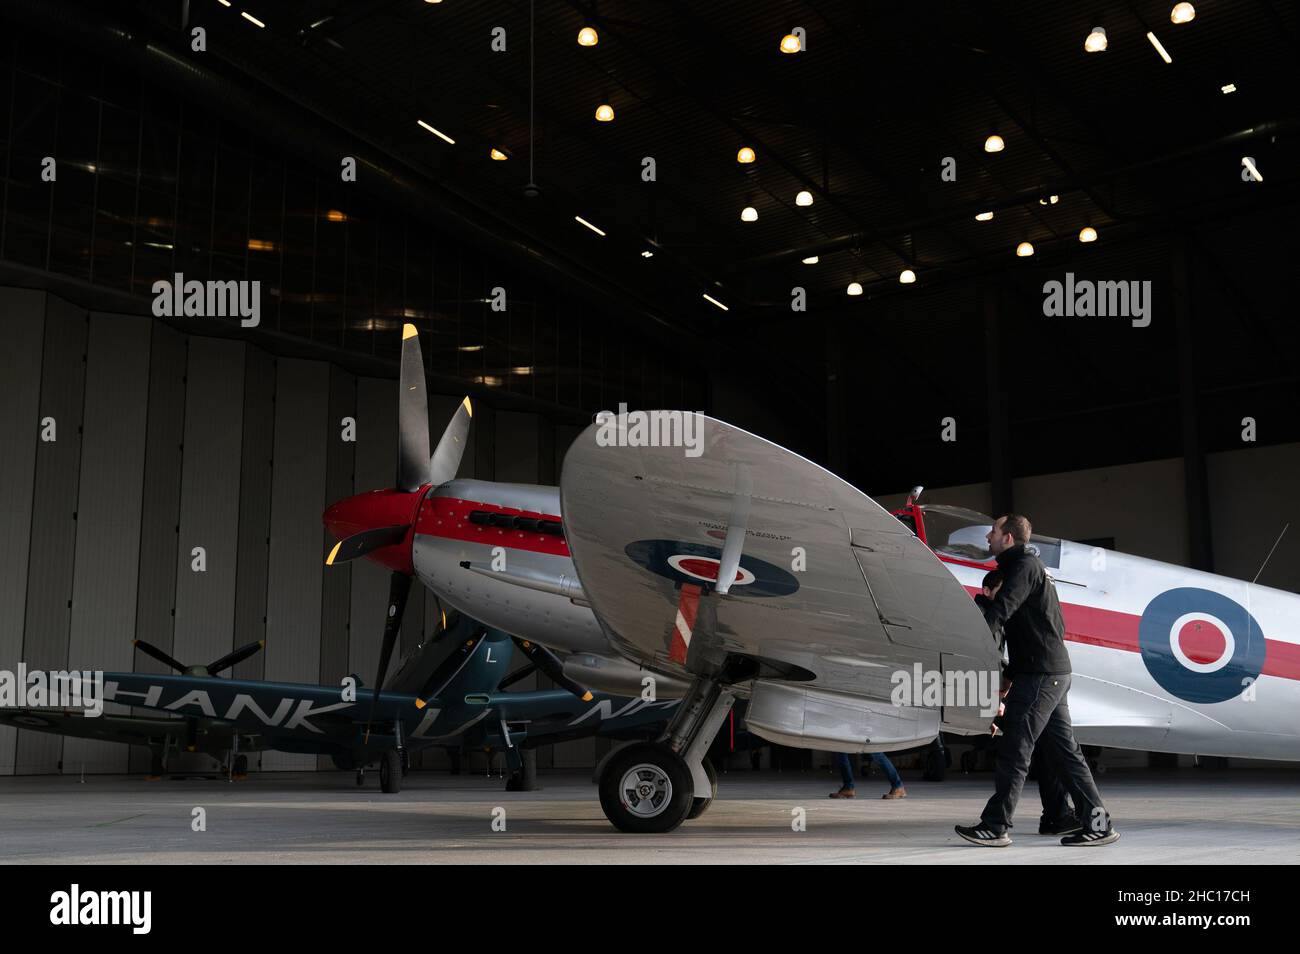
left=1138, top=587, right=1265, bottom=704
left=624, top=539, right=799, bottom=597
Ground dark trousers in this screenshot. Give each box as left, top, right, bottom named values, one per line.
left=1032, top=746, right=1074, bottom=824
left=981, top=673, right=1109, bottom=834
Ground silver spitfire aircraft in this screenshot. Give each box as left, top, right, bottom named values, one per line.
left=322, top=324, right=1300, bottom=833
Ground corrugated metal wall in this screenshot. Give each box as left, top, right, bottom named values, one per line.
left=0, top=287, right=569, bottom=775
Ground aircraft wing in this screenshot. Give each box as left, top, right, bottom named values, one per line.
left=560, top=412, right=1000, bottom=735
left=0, top=708, right=185, bottom=746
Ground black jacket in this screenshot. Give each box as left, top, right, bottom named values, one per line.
left=981, top=544, right=1072, bottom=677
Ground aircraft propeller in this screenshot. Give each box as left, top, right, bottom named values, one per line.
left=133, top=639, right=265, bottom=677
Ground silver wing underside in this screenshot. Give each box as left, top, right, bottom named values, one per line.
left=560, top=412, right=1000, bottom=736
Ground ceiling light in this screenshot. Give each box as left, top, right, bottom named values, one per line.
left=1038, top=194, right=1060, bottom=205
left=802, top=256, right=819, bottom=264
left=575, top=215, right=606, bottom=236
left=1016, top=241, right=1035, bottom=257
left=217, top=0, right=231, bottom=6
left=795, top=190, right=814, bottom=207
left=1242, top=157, right=1263, bottom=182
left=577, top=26, right=598, bottom=46
left=975, top=211, right=994, bottom=221
left=247, top=238, right=275, bottom=251
left=737, top=146, right=756, bottom=164
left=489, top=148, right=508, bottom=161
left=1170, top=3, right=1195, bottom=25
left=780, top=33, right=801, bottom=54
left=417, top=119, right=455, bottom=144
left=899, top=269, right=917, bottom=284
left=703, top=293, right=729, bottom=311
left=595, top=103, right=614, bottom=122
left=1147, top=31, right=1173, bottom=63
left=424, top=0, right=442, bottom=4
left=459, top=344, right=483, bottom=352
left=641, top=250, right=654, bottom=258
left=984, top=133, right=1005, bottom=153
left=741, top=206, right=758, bottom=222
left=846, top=282, right=863, bottom=296
left=1221, top=83, right=1236, bottom=94
left=1084, top=26, right=1107, bottom=53
left=1079, top=226, right=1098, bottom=243
left=240, top=11, right=265, bottom=27
left=325, top=209, right=346, bottom=222
left=511, top=366, right=534, bottom=375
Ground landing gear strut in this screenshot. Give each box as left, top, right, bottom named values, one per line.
left=596, top=678, right=734, bottom=833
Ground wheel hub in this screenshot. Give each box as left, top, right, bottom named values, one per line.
left=620, top=763, right=672, bottom=818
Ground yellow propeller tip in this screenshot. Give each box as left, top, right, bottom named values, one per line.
left=414, top=698, right=426, bottom=710
left=581, top=691, right=594, bottom=702
left=402, top=323, right=418, bottom=339
left=325, top=541, right=342, bottom=566
left=461, top=396, right=472, bottom=417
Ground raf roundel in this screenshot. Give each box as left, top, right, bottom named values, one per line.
left=1138, top=587, right=1266, bottom=704
left=624, top=539, right=799, bottom=597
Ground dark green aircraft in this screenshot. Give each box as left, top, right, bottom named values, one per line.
left=0, top=613, right=681, bottom=793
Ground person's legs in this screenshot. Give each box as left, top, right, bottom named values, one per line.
left=978, top=674, right=1060, bottom=834
left=834, top=752, right=855, bottom=790
left=871, top=752, right=904, bottom=790
left=1036, top=676, right=1111, bottom=833
left=1032, top=745, right=1074, bottom=825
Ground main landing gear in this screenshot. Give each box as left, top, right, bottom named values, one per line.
left=597, top=679, right=734, bottom=833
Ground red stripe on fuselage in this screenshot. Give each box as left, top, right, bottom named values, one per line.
left=417, top=496, right=570, bottom=557
left=961, top=584, right=1300, bottom=681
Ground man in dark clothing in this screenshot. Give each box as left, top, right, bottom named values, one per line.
left=975, top=568, right=1079, bottom=836
left=955, top=514, right=1118, bottom=847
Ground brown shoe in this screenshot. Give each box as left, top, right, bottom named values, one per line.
left=828, top=787, right=856, bottom=799
left=881, top=787, right=907, bottom=799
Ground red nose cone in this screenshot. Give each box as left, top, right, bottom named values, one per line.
left=323, top=488, right=426, bottom=574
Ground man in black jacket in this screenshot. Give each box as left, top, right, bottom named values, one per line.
left=955, top=514, right=1119, bottom=847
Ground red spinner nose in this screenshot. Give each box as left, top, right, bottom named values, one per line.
left=322, top=487, right=425, bottom=574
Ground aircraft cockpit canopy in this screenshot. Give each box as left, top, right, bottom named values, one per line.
left=918, top=504, right=1061, bottom=568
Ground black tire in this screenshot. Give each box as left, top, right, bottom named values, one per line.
left=687, top=758, right=717, bottom=820
left=355, top=769, right=365, bottom=787
left=232, top=754, right=248, bottom=776
left=923, top=744, right=947, bottom=782
left=380, top=750, right=402, bottom=794
left=598, top=742, right=694, bottom=834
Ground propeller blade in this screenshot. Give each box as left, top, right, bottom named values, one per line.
left=495, top=663, right=538, bottom=692
left=510, top=637, right=593, bottom=702
left=429, top=396, right=473, bottom=487
left=367, top=572, right=413, bottom=731
left=133, top=640, right=187, bottom=674
left=324, top=524, right=411, bottom=565
left=396, top=324, right=431, bottom=492
left=206, top=640, right=265, bottom=676
left=414, top=627, right=489, bottom=705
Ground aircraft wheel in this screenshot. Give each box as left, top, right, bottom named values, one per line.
left=400, top=748, right=410, bottom=777
left=380, top=750, right=402, bottom=794
left=355, top=768, right=365, bottom=787
left=923, top=743, right=948, bottom=782
left=598, top=742, right=693, bottom=834
left=232, top=754, right=248, bottom=777
left=686, top=758, right=717, bottom=820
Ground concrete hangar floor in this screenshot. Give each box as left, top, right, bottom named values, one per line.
left=0, top=769, right=1294, bottom=864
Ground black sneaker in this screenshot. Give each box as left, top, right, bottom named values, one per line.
left=1061, top=827, right=1120, bottom=846
left=1039, top=817, right=1083, bottom=836
left=955, top=823, right=1011, bottom=847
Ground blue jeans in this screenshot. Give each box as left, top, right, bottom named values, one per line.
left=836, top=752, right=903, bottom=790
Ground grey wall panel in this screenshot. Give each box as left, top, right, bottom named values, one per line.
left=319, top=368, right=356, bottom=724
left=316, top=366, right=355, bottom=770
left=128, top=321, right=188, bottom=773
left=349, top=376, right=396, bottom=686
left=15, top=294, right=87, bottom=775
left=231, top=345, right=275, bottom=684
left=263, top=358, right=329, bottom=770
left=0, top=288, right=46, bottom=775
left=63, top=313, right=152, bottom=774
left=172, top=339, right=245, bottom=672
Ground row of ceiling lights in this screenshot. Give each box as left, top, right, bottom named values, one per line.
left=1085, top=2, right=1195, bottom=62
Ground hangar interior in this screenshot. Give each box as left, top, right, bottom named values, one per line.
left=1, top=0, right=1298, bottom=785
